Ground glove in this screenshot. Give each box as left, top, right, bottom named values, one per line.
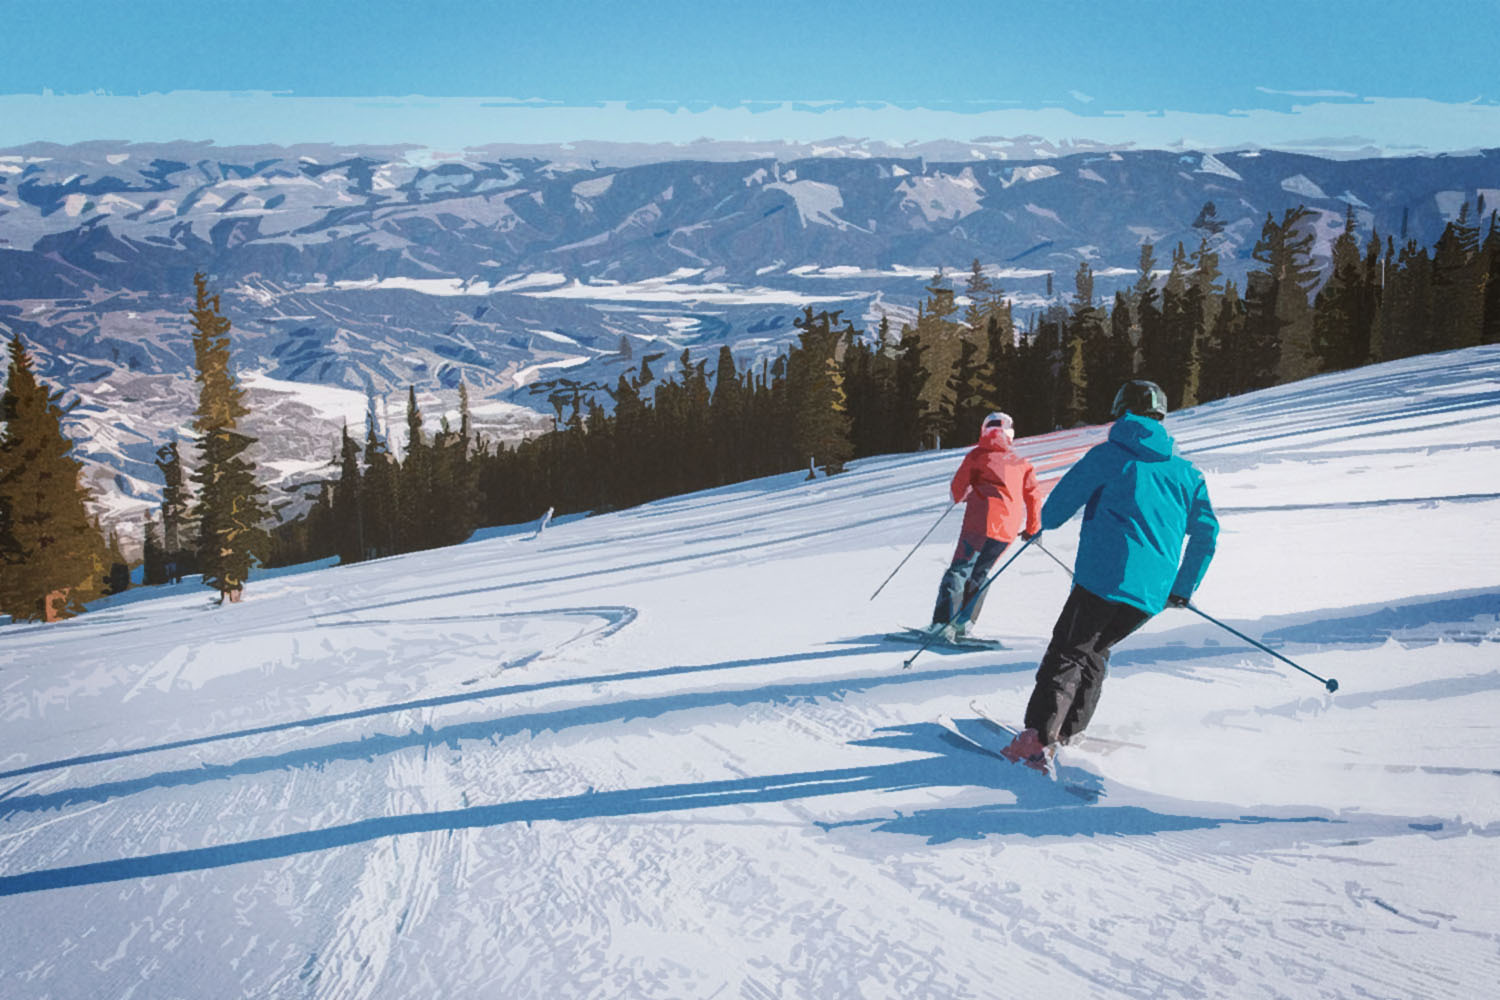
left=1166, top=594, right=1190, bottom=608
left=1021, top=529, right=1042, bottom=541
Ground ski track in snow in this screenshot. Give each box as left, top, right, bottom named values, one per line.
left=2, top=346, right=1500, bottom=997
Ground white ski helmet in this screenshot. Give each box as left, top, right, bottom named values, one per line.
left=981, top=411, right=1015, bottom=441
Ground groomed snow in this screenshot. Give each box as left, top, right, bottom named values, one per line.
left=2, top=347, right=1498, bottom=998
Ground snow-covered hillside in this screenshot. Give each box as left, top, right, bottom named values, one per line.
left=2, top=347, right=1498, bottom=998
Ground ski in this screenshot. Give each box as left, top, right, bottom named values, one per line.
left=884, top=627, right=1005, bottom=652
left=935, top=713, right=1099, bottom=800
left=969, top=700, right=1143, bottom=756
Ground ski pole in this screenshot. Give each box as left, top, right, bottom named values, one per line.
left=1032, top=538, right=1074, bottom=577
left=1180, top=603, right=1340, bottom=693
left=870, top=499, right=958, bottom=601
left=1033, top=540, right=1338, bottom=693
left=902, top=534, right=1038, bottom=669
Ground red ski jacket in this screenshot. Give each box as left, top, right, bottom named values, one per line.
left=950, top=430, right=1043, bottom=544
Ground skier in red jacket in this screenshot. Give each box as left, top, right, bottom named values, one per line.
left=928, top=412, right=1043, bottom=640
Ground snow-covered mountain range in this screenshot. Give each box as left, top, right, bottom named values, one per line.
left=2, top=344, right=1497, bottom=997
left=2, top=140, right=1498, bottom=531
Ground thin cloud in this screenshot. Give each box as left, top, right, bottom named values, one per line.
left=1256, top=86, right=1360, bottom=99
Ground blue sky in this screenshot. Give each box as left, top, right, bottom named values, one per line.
left=2, top=0, right=1496, bottom=152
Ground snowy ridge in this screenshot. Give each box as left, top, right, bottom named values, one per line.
left=7, top=142, right=1500, bottom=541
left=1, top=346, right=1498, bottom=997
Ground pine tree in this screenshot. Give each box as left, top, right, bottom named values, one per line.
left=105, top=528, right=130, bottom=595
left=155, top=440, right=191, bottom=581
left=333, top=424, right=364, bottom=564
left=1071, top=262, right=1114, bottom=422
left=788, top=308, right=854, bottom=475
left=1244, top=208, right=1319, bottom=390
left=1103, top=290, right=1136, bottom=407
left=1312, top=205, right=1370, bottom=372
left=142, top=514, right=168, bottom=586
left=1132, top=243, right=1160, bottom=379
left=362, top=400, right=400, bottom=558
left=188, top=273, right=269, bottom=602
left=1146, top=244, right=1192, bottom=406
left=0, top=335, right=107, bottom=621
left=1430, top=203, right=1484, bottom=350
left=398, top=386, right=433, bottom=552
left=1180, top=237, right=1222, bottom=408
left=945, top=336, right=991, bottom=443
left=1482, top=213, right=1500, bottom=346
left=914, top=269, right=961, bottom=446
left=1056, top=329, right=1088, bottom=427
left=449, top=381, right=480, bottom=540
left=1199, top=281, right=1247, bottom=402
left=709, top=344, right=745, bottom=483
left=892, top=321, right=930, bottom=452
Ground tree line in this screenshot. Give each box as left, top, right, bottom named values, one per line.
left=266, top=201, right=1500, bottom=569
left=4, top=203, right=1498, bottom=613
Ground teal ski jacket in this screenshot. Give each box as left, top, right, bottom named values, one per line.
left=1040, top=414, right=1219, bottom=614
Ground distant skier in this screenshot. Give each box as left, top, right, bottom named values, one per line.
left=1001, top=380, right=1219, bottom=772
left=927, top=412, right=1042, bottom=642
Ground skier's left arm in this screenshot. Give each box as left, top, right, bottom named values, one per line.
left=1039, top=446, right=1108, bottom=530
left=949, top=451, right=977, bottom=504
left=1170, top=475, right=1219, bottom=601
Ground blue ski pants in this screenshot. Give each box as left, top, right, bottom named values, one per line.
left=931, top=536, right=1010, bottom=627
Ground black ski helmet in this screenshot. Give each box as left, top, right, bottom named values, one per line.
left=1110, top=380, right=1168, bottom=421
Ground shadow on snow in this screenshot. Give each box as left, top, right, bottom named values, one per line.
left=0, top=722, right=1342, bottom=898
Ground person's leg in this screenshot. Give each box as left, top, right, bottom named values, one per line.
left=932, top=539, right=983, bottom=625
left=954, top=537, right=1009, bottom=629
left=1057, top=601, right=1151, bottom=743
left=1023, top=586, right=1134, bottom=745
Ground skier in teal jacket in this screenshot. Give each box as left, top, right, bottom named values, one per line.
left=1002, top=380, right=1219, bottom=773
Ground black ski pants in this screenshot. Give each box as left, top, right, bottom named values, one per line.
left=1023, top=584, right=1151, bottom=745
left=931, top=536, right=1009, bottom=627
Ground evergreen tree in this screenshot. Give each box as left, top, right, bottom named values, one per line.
left=892, top=320, right=931, bottom=452
left=1244, top=207, right=1319, bottom=390
left=946, top=336, right=991, bottom=443
left=1072, top=262, right=1115, bottom=422
left=609, top=372, right=649, bottom=508
left=0, top=335, right=107, bottom=621
left=142, top=514, right=168, bottom=586
left=105, top=528, right=130, bottom=596
left=1056, top=328, right=1089, bottom=427
left=1146, top=243, right=1193, bottom=407
left=787, top=308, right=854, bottom=474
left=1132, top=243, right=1160, bottom=377
left=1430, top=202, right=1484, bottom=350
left=333, top=424, right=364, bottom=564
left=188, top=273, right=269, bottom=602
left=398, top=386, right=433, bottom=552
left=362, top=400, right=400, bottom=558
left=1482, top=213, right=1500, bottom=346
left=155, top=440, right=191, bottom=582
left=913, top=269, right=961, bottom=446
left=1312, top=206, right=1372, bottom=372
left=1199, top=281, right=1248, bottom=402
left=1379, top=239, right=1435, bottom=360
left=1179, top=237, right=1222, bottom=408
left=1102, top=290, right=1137, bottom=407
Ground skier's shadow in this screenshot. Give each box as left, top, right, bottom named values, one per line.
left=0, top=721, right=1342, bottom=898
left=837, top=722, right=1266, bottom=844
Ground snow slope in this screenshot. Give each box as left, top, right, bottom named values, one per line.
left=2, top=347, right=1499, bottom=999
